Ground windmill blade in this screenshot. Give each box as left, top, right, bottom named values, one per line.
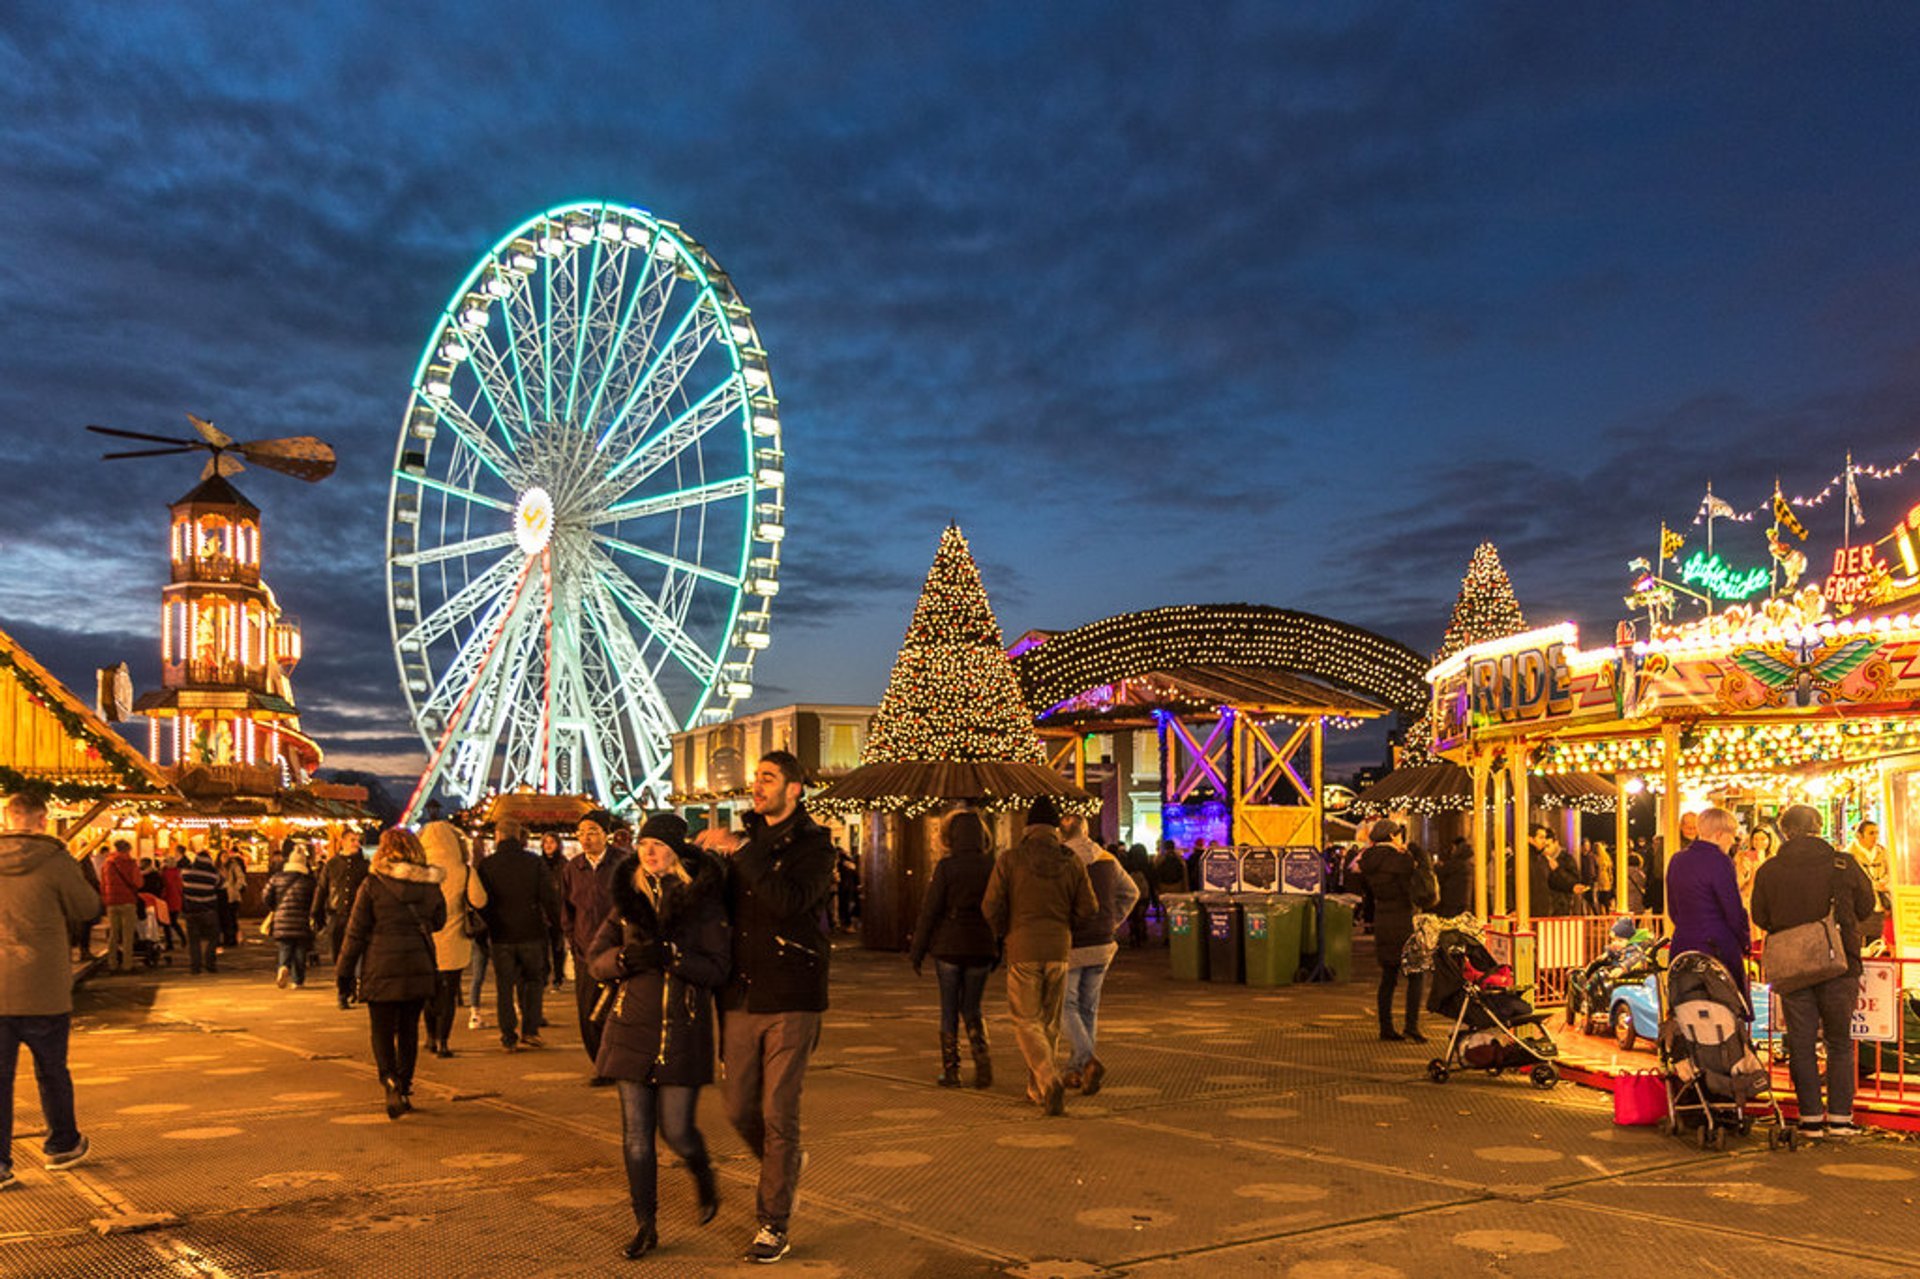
left=201, top=453, right=248, bottom=481
left=236, top=435, right=337, bottom=482
left=187, top=413, right=233, bottom=449
left=101, top=446, right=200, bottom=460
left=87, top=424, right=205, bottom=448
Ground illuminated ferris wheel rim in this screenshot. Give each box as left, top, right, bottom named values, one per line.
left=384, top=199, right=784, bottom=816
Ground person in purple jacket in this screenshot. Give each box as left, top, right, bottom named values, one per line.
left=1664, top=806, right=1752, bottom=996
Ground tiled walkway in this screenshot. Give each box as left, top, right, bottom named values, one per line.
left=8, top=938, right=1918, bottom=1276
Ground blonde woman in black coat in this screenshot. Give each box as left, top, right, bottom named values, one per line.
left=587, top=817, right=731, bottom=1261
left=336, top=828, right=447, bottom=1120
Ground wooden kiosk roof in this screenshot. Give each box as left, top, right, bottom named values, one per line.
left=0, top=622, right=169, bottom=794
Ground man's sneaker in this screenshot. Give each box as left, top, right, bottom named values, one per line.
left=1795, top=1122, right=1826, bottom=1140
left=0, top=1167, right=16, bottom=1190
left=520, top=1034, right=545, bottom=1049
left=746, top=1224, right=790, bottom=1264
left=44, top=1136, right=90, bottom=1171
left=1825, top=1119, right=1863, bottom=1137
left=467, top=1009, right=484, bottom=1031
left=276, top=966, right=291, bottom=989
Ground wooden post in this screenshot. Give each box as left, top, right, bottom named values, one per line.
left=1311, top=716, right=1325, bottom=849
left=1492, top=766, right=1510, bottom=917
left=1615, top=776, right=1631, bottom=916
left=1661, top=722, right=1682, bottom=927
left=1471, top=751, right=1491, bottom=919
left=1510, top=745, right=1532, bottom=928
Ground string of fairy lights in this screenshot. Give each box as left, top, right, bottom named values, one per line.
left=1402, top=542, right=1528, bottom=766
left=1533, top=718, right=1920, bottom=781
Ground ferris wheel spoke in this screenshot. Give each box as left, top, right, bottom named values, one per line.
left=592, top=532, right=739, bottom=587
left=398, top=472, right=515, bottom=514
left=398, top=551, right=526, bottom=653
left=503, top=272, right=547, bottom=431
left=464, top=331, right=539, bottom=455
left=588, top=548, right=717, bottom=684
left=560, top=237, right=605, bottom=428
left=419, top=400, right=520, bottom=487
left=408, top=558, right=542, bottom=803
left=580, top=585, right=680, bottom=759
left=594, top=294, right=719, bottom=452
left=579, top=243, right=662, bottom=435
left=392, top=530, right=519, bottom=570
left=598, top=377, right=745, bottom=503
left=594, top=476, right=752, bottom=525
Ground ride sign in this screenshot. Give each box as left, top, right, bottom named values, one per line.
left=1852, top=959, right=1897, bottom=1042
left=1468, top=642, right=1575, bottom=723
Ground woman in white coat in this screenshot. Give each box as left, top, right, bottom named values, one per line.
left=420, top=821, right=487, bottom=1058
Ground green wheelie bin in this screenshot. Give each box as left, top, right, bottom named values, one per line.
left=1200, top=892, right=1244, bottom=984
left=1165, top=893, right=1208, bottom=981
left=1315, top=895, right=1354, bottom=983
left=1243, top=894, right=1308, bottom=987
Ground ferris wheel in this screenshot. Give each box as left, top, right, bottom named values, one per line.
left=386, top=200, right=783, bottom=818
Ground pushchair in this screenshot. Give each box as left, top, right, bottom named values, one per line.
left=1657, top=951, right=1792, bottom=1150
left=134, top=892, right=173, bottom=967
left=1565, top=920, right=1662, bottom=1035
left=1423, top=926, right=1559, bottom=1088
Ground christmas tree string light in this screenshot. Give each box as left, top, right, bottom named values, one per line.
left=1402, top=542, right=1527, bottom=765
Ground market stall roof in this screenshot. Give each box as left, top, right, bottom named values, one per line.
left=1348, top=760, right=1617, bottom=815
left=1037, top=663, right=1391, bottom=729
left=809, top=759, right=1098, bottom=818
left=134, top=687, right=300, bottom=716
left=0, top=622, right=171, bottom=796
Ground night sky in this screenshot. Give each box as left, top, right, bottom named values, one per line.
left=6, top=5, right=1920, bottom=785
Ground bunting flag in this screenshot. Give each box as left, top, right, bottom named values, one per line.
left=1772, top=489, right=1808, bottom=541
left=1659, top=524, right=1685, bottom=561
left=1700, top=490, right=1736, bottom=520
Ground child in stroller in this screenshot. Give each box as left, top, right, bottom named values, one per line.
left=1565, top=917, right=1661, bottom=1034
left=1423, top=926, right=1559, bottom=1088
left=134, top=891, right=173, bottom=967
left=1657, top=950, right=1791, bottom=1150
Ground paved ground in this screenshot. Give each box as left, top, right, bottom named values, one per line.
left=7, top=936, right=1918, bottom=1278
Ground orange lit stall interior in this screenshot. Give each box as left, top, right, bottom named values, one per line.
left=1430, top=566, right=1920, bottom=1106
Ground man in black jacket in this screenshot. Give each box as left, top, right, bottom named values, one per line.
left=314, top=831, right=373, bottom=1007
left=560, top=808, right=634, bottom=1071
left=477, top=820, right=562, bottom=1051
left=720, top=751, right=834, bottom=1265
left=1751, top=804, right=1877, bottom=1138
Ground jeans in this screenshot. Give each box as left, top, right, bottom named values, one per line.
left=105, top=903, right=138, bottom=970
left=275, top=940, right=309, bottom=986
left=466, top=935, right=491, bottom=1007
left=429, top=969, right=462, bottom=1045
left=491, top=940, right=548, bottom=1044
left=184, top=908, right=220, bottom=972
left=722, top=1008, right=821, bottom=1230
left=1005, top=960, right=1068, bottom=1092
left=1376, top=959, right=1424, bottom=1034
left=618, top=1081, right=707, bottom=1223
left=1063, top=957, right=1112, bottom=1072
left=1, top=1015, right=80, bottom=1164
left=367, top=998, right=425, bottom=1092
left=1781, top=973, right=1860, bottom=1122
left=935, top=960, right=990, bottom=1040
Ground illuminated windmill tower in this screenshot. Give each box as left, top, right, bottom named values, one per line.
left=89, top=416, right=337, bottom=791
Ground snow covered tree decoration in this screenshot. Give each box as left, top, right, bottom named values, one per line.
left=861, top=524, right=1045, bottom=765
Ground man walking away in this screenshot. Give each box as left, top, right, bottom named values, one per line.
left=561, top=808, right=633, bottom=1074
left=99, top=839, right=142, bottom=973
left=982, top=797, right=1097, bottom=1117
left=477, top=819, right=562, bottom=1051
left=1751, top=804, right=1877, bottom=1140
left=315, top=830, right=373, bottom=1006
left=1061, top=815, right=1137, bottom=1095
left=721, top=751, right=835, bottom=1264
left=179, top=848, right=224, bottom=974
left=0, top=790, right=102, bottom=1186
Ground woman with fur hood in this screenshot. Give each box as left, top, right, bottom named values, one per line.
left=336, top=827, right=447, bottom=1120
left=419, top=821, right=486, bottom=1059
left=586, top=815, right=730, bottom=1261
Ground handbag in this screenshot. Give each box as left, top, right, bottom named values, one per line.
left=259, top=911, right=275, bottom=937
left=461, top=887, right=488, bottom=941
left=1762, top=861, right=1848, bottom=994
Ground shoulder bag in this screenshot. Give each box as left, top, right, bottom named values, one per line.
left=1762, top=860, right=1849, bottom=994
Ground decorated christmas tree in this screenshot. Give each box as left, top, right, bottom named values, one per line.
left=861, top=524, right=1045, bottom=765
left=1400, top=541, right=1527, bottom=764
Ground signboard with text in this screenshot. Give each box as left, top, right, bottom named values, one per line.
left=1853, top=959, right=1898, bottom=1042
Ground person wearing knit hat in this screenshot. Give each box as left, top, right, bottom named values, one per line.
left=982, top=804, right=1098, bottom=1116
left=1026, top=796, right=1060, bottom=827
left=908, top=810, right=998, bottom=1088
left=638, top=813, right=690, bottom=848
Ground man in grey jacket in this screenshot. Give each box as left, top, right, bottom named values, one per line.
left=1060, top=813, right=1138, bottom=1095
left=0, top=790, right=102, bottom=1186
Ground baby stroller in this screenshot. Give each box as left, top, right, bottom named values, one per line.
left=1565, top=919, right=1662, bottom=1035
left=1423, top=927, right=1559, bottom=1088
left=1657, top=951, right=1792, bottom=1150
left=134, top=892, right=173, bottom=967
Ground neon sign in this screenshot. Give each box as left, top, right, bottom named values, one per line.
left=1680, top=551, right=1769, bottom=600
left=1824, top=544, right=1887, bottom=609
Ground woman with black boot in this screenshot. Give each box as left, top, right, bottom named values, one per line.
left=1359, top=819, right=1433, bottom=1043
left=336, top=827, right=447, bottom=1119
left=587, top=816, right=730, bottom=1261
left=908, top=809, right=997, bottom=1088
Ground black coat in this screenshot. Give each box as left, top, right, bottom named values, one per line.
left=587, top=850, right=730, bottom=1086
left=1751, top=835, right=1878, bottom=976
left=724, top=805, right=836, bottom=1014
left=476, top=841, right=562, bottom=945
left=263, top=870, right=317, bottom=942
left=336, top=864, right=447, bottom=1003
left=1358, top=842, right=1418, bottom=962
left=1435, top=847, right=1474, bottom=918
left=909, top=848, right=997, bottom=967
left=316, top=853, right=369, bottom=927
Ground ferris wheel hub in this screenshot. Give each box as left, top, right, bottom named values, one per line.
left=514, top=486, right=555, bottom=556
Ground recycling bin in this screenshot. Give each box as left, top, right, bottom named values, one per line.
left=1315, top=896, right=1354, bottom=983
left=1243, top=894, right=1308, bottom=987
left=1200, top=892, right=1244, bottom=984
left=1165, top=893, right=1208, bottom=981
